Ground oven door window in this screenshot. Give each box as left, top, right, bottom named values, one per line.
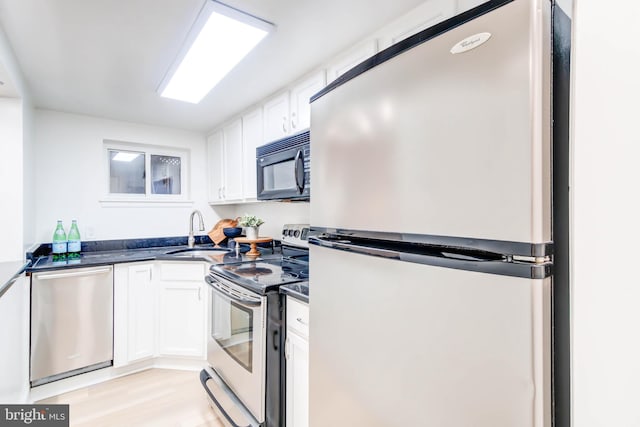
left=211, top=294, right=254, bottom=372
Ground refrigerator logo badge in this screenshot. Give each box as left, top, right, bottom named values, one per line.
left=450, top=32, right=492, bottom=54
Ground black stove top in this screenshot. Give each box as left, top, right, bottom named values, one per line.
left=209, top=254, right=308, bottom=294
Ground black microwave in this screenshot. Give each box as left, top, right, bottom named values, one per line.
left=256, top=130, right=310, bottom=201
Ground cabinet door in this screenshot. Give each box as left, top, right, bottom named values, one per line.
left=207, top=131, right=224, bottom=203
left=158, top=281, right=205, bottom=357
left=223, top=119, right=244, bottom=201
left=290, top=72, right=326, bottom=132
left=263, top=92, right=290, bottom=142
left=456, top=0, right=489, bottom=14
left=242, top=108, right=263, bottom=200
left=0, top=275, right=29, bottom=401
left=286, top=330, right=309, bottom=427
left=126, top=264, right=156, bottom=363
left=377, top=0, right=455, bottom=50
left=326, top=40, right=378, bottom=84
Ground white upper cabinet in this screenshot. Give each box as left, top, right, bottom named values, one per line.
left=242, top=108, right=263, bottom=200
left=208, top=119, right=246, bottom=203
left=326, top=40, right=377, bottom=84
left=289, top=71, right=326, bottom=133
left=207, top=131, right=224, bottom=203
left=222, top=119, right=243, bottom=201
left=263, top=92, right=291, bottom=142
left=377, top=0, right=456, bottom=50
left=455, top=0, right=489, bottom=14
left=264, top=72, right=327, bottom=144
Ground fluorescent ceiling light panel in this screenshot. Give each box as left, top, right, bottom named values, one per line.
left=159, top=1, right=274, bottom=104
left=112, top=152, right=141, bottom=162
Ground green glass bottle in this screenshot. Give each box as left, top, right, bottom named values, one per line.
left=52, top=220, right=67, bottom=261
left=67, top=220, right=81, bottom=259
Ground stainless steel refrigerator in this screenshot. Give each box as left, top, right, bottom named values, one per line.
left=308, top=0, right=566, bottom=426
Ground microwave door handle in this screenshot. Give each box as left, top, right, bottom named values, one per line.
left=205, top=276, right=262, bottom=308
left=294, top=149, right=304, bottom=194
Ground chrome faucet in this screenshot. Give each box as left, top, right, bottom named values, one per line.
left=188, top=210, right=205, bottom=248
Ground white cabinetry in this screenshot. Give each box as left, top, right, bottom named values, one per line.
left=455, top=0, right=489, bottom=14
left=0, top=275, right=29, bottom=403
left=114, top=261, right=207, bottom=367
left=222, top=119, right=244, bottom=201
left=242, top=108, right=263, bottom=200
left=114, top=263, right=156, bottom=367
left=289, top=72, right=326, bottom=133
left=263, top=72, right=326, bottom=142
left=207, top=131, right=224, bottom=203
left=285, top=297, right=309, bottom=427
left=377, top=0, right=456, bottom=50
left=208, top=119, right=244, bottom=203
left=327, top=40, right=377, bottom=84
left=263, top=92, right=290, bottom=142
left=157, top=262, right=207, bottom=358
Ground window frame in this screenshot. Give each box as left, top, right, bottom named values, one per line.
left=102, top=140, right=191, bottom=205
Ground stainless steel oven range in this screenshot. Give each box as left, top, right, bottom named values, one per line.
left=200, top=224, right=309, bottom=427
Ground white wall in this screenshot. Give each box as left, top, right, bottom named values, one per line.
left=22, top=98, right=35, bottom=252
left=33, top=110, right=234, bottom=242
left=228, top=201, right=310, bottom=238
left=0, top=25, right=33, bottom=261
left=0, top=98, right=23, bottom=261
left=571, top=2, right=640, bottom=426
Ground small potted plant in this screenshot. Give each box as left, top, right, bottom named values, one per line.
left=238, top=214, right=265, bottom=240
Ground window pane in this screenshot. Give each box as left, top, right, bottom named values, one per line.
left=109, top=150, right=145, bottom=194
left=151, top=155, right=181, bottom=195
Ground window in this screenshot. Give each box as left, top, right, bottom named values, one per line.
left=104, top=141, right=189, bottom=203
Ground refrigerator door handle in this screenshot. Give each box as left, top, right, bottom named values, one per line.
left=309, top=235, right=552, bottom=279
left=309, top=234, right=499, bottom=261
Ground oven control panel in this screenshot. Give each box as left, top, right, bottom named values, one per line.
left=281, top=224, right=310, bottom=248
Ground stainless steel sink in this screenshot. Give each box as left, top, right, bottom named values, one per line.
left=165, top=248, right=228, bottom=258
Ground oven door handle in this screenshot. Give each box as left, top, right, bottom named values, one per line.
left=205, top=276, right=262, bottom=307
left=200, top=368, right=260, bottom=427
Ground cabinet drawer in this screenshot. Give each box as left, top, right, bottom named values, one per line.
left=287, top=296, right=309, bottom=338
left=159, top=262, right=205, bottom=282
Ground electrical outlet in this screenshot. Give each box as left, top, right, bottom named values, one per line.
left=86, top=226, right=96, bottom=239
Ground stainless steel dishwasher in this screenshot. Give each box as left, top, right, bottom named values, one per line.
left=31, top=266, right=114, bottom=386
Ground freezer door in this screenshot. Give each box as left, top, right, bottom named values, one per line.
left=309, top=244, right=551, bottom=427
left=310, top=0, right=551, bottom=244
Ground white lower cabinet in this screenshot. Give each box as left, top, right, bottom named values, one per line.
left=114, top=263, right=156, bottom=366
left=114, top=261, right=207, bottom=367
left=286, top=296, right=309, bottom=427
left=0, top=275, right=29, bottom=402
left=157, top=262, right=206, bottom=358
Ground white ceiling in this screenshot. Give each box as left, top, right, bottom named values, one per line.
left=0, top=0, right=427, bottom=132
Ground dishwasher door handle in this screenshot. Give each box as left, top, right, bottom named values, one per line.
left=35, top=267, right=113, bottom=280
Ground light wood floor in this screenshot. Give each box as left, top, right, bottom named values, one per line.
left=37, top=369, right=224, bottom=427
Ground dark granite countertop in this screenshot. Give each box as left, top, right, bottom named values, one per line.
left=26, top=236, right=280, bottom=273
left=280, top=281, right=309, bottom=303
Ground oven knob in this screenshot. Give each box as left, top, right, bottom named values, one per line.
left=294, top=230, right=300, bottom=238
left=288, top=230, right=294, bottom=237
left=283, top=229, right=288, bottom=238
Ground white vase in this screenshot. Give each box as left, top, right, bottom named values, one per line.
left=245, top=226, right=259, bottom=240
